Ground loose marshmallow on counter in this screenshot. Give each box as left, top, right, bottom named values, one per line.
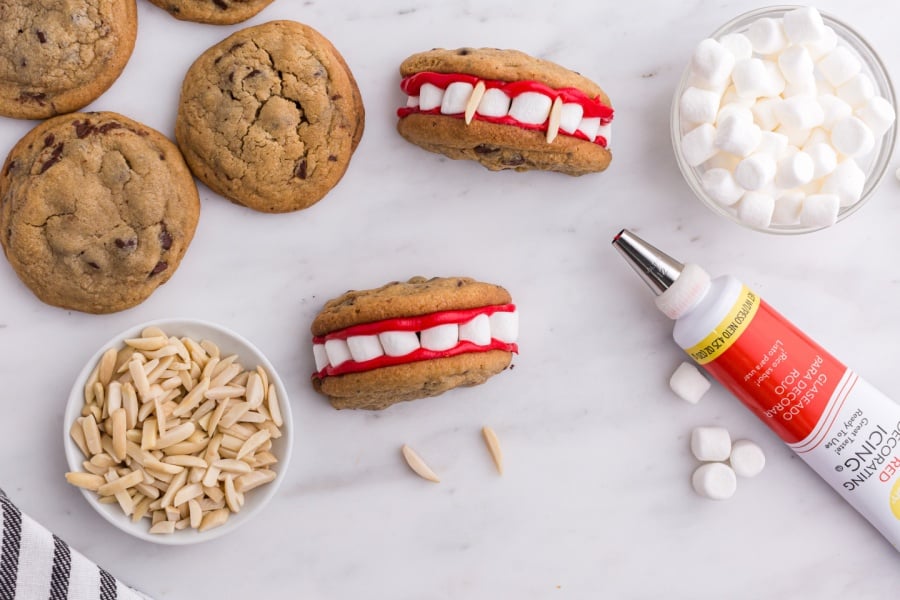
left=729, top=440, right=767, bottom=478
left=857, top=96, right=897, bottom=137
left=420, top=324, right=459, bottom=352
left=459, top=314, right=491, bottom=346
left=490, top=311, right=519, bottom=343
left=682, top=123, right=718, bottom=166
left=737, top=191, right=775, bottom=228
left=747, top=17, right=787, bottom=55
left=775, top=151, right=814, bottom=188
left=692, top=462, right=738, bottom=500
left=783, top=6, right=826, bottom=44
left=735, top=152, right=776, bottom=190
left=691, top=38, right=736, bottom=88
left=379, top=331, right=420, bottom=357
left=669, top=362, right=711, bottom=404
left=691, top=426, right=732, bottom=462
left=819, top=46, right=862, bottom=87
left=477, top=88, right=511, bottom=118
left=837, top=73, right=875, bottom=108
left=680, top=87, right=721, bottom=124
left=702, top=168, right=744, bottom=206
left=419, top=83, right=444, bottom=111
left=440, top=82, right=473, bottom=115
left=821, top=159, right=866, bottom=206
left=715, top=114, right=761, bottom=157
left=799, top=193, right=841, bottom=228
left=324, top=339, right=352, bottom=367
left=831, top=116, right=874, bottom=156
left=347, top=335, right=384, bottom=363
left=508, top=92, right=552, bottom=125
left=772, top=191, right=804, bottom=224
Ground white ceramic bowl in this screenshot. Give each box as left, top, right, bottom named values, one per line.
left=63, top=318, right=293, bottom=545
left=671, top=6, right=897, bottom=234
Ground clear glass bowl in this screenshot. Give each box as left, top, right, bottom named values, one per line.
left=671, top=6, right=897, bottom=234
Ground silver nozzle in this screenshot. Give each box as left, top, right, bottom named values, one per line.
left=611, top=229, right=684, bottom=295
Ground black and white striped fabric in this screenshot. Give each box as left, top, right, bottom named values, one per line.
left=0, top=489, right=150, bottom=600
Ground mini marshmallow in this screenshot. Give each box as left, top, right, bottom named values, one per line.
left=737, top=191, right=775, bottom=229
left=734, top=152, right=776, bottom=190
left=762, top=60, right=786, bottom=97
left=691, top=426, right=732, bottom=462
left=459, top=314, right=491, bottom=346
left=692, top=463, right=738, bottom=500
left=756, top=131, right=788, bottom=156
left=324, top=339, right=352, bottom=367
left=772, top=191, right=804, bottom=224
left=420, top=324, right=459, bottom=352
left=379, top=331, right=420, bottom=357
left=598, top=123, right=612, bottom=146
left=804, top=142, right=838, bottom=179
left=783, top=6, right=826, bottom=44
left=419, top=83, right=444, bottom=111
left=347, top=335, right=384, bottom=363
left=702, top=168, right=744, bottom=207
left=799, top=193, right=841, bottom=228
left=691, top=38, right=736, bottom=88
left=440, top=81, right=474, bottom=115
left=783, top=78, right=818, bottom=99
left=803, top=128, right=830, bottom=147
left=776, top=125, right=811, bottom=147
left=746, top=17, right=787, bottom=55
left=490, top=311, right=518, bottom=343
left=831, top=116, right=875, bottom=156
left=805, top=26, right=838, bottom=61
left=731, top=58, right=770, bottom=99
left=558, top=102, right=583, bottom=134
left=680, top=87, right=720, bottom=123
left=720, top=86, right=754, bottom=109
left=312, top=344, right=329, bottom=372
left=818, top=94, right=853, bottom=130
left=775, top=96, right=824, bottom=130
left=778, top=46, right=814, bottom=83
left=837, top=73, right=875, bottom=108
left=719, top=33, right=753, bottom=60
left=775, top=151, right=814, bottom=189
left=405, top=96, right=419, bottom=108
left=578, top=117, right=602, bottom=142
left=704, top=152, right=740, bottom=171
left=477, top=88, right=511, bottom=118
left=751, top=98, right=781, bottom=131
left=682, top=123, right=718, bottom=166
left=669, top=362, right=711, bottom=404
left=818, top=46, right=862, bottom=87
left=821, top=159, right=866, bottom=207
left=716, top=103, right=753, bottom=125
left=856, top=96, right=896, bottom=138
left=715, top=114, right=761, bottom=157
left=509, top=92, right=552, bottom=125
left=729, top=439, right=766, bottom=478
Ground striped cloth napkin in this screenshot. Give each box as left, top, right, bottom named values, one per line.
left=0, top=489, right=150, bottom=600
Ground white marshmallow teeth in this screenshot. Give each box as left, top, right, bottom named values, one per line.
left=679, top=6, right=895, bottom=230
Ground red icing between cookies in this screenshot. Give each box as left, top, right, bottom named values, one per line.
left=397, top=72, right=613, bottom=146
left=312, top=304, right=518, bottom=378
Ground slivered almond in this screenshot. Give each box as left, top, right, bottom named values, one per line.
left=237, top=430, right=270, bottom=461
left=149, top=521, right=176, bottom=535
left=154, top=422, right=195, bottom=449
left=219, top=401, right=251, bottom=429
left=188, top=499, right=202, bottom=529
left=70, top=419, right=89, bottom=457
left=401, top=444, right=440, bottom=483
left=210, top=363, right=241, bottom=389
left=482, top=426, right=504, bottom=474
left=198, top=508, right=229, bottom=532
left=234, top=469, right=276, bottom=493
left=98, top=348, right=118, bottom=386
left=125, top=336, right=169, bottom=351
left=204, top=385, right=245, bottom=401
left=129, top=358, right=151, bottom=400
left=173, top=376, right=209, bottom=417
left=256, top=366, right=269, bottom=398
left=107, top=381, right=122, bottom=414
left=141, top=418, right=158, bottom=451
left=267, top=384, right=283, bottom=427
left=173, top=483, right=203, bottom=507
left=141, top=326, right=167, bottom=338
left=97, top=469, right=143, bottom=495
left=111, top=408, right=127, bottom=462
left=122, top=383, right=138, bottom=429
left=245, top=373, right=264, bottom=409
left=200, top=340, right=220, bottom=359
left=163, top=455, right=207, bottom=468
left=65, top=472, right=105, bottom=491
left=546, top=96, right=563, bottom=143
left=82, top=415, right=102, bottom=456
left=213, top=459, right=252, bottom=474
left=465, top=81, right=486, bottom=125
left=132, top=497, right=153, bottom=522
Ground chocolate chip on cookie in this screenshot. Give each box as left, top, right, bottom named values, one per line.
left=0, top=0, right=137, bottom=120
left=176, top=20, right=365, bottom=213
left=146, top=0, right=275, bottom=25
left=396, top=48, right=614, bottom=176
left=0, top=112, right=200, bottom=314
left=311, top=277, right=519, bottom=410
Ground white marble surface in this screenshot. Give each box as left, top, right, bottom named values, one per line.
left=3, top=0, right=900, bottom=597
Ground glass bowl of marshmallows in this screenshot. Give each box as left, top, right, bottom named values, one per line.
left=672, top=6, right=897, bottom=234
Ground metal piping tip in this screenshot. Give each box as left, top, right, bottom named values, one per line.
left=611, top=229, right=684, bottom=296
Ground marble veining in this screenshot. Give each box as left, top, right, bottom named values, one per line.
left=2, top=0, right=900, bottom=598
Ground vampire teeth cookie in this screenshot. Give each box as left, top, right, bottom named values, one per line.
left=176, top=20, right=365, bottom=213
left=311, top=276, right=519, bottom=410
left=0, top=111, right=200, bottom=314
left=396, top=47, right=613, bottom=175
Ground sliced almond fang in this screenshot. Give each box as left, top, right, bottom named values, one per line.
left=482, top=426, right=504, bottom=474
left=465, top=81, right=486, bottom=125
left=401, top=444, right=440, bottom=483
left=546, top=96, right=563, bottom=144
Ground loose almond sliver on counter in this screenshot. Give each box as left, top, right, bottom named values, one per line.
left=66, top=327, right=284, bottom=535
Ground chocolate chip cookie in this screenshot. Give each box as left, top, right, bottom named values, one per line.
left=311, top=277, right=519, bottom=410
left=397, top=48, right=614, bottom=175
left=176, top=20, right=365, bottom=213
left=0, top=112, right=200, bottom=314
left=146, top=0, right=275, bottom=25
left=0, top=0, right=137, bottom=120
